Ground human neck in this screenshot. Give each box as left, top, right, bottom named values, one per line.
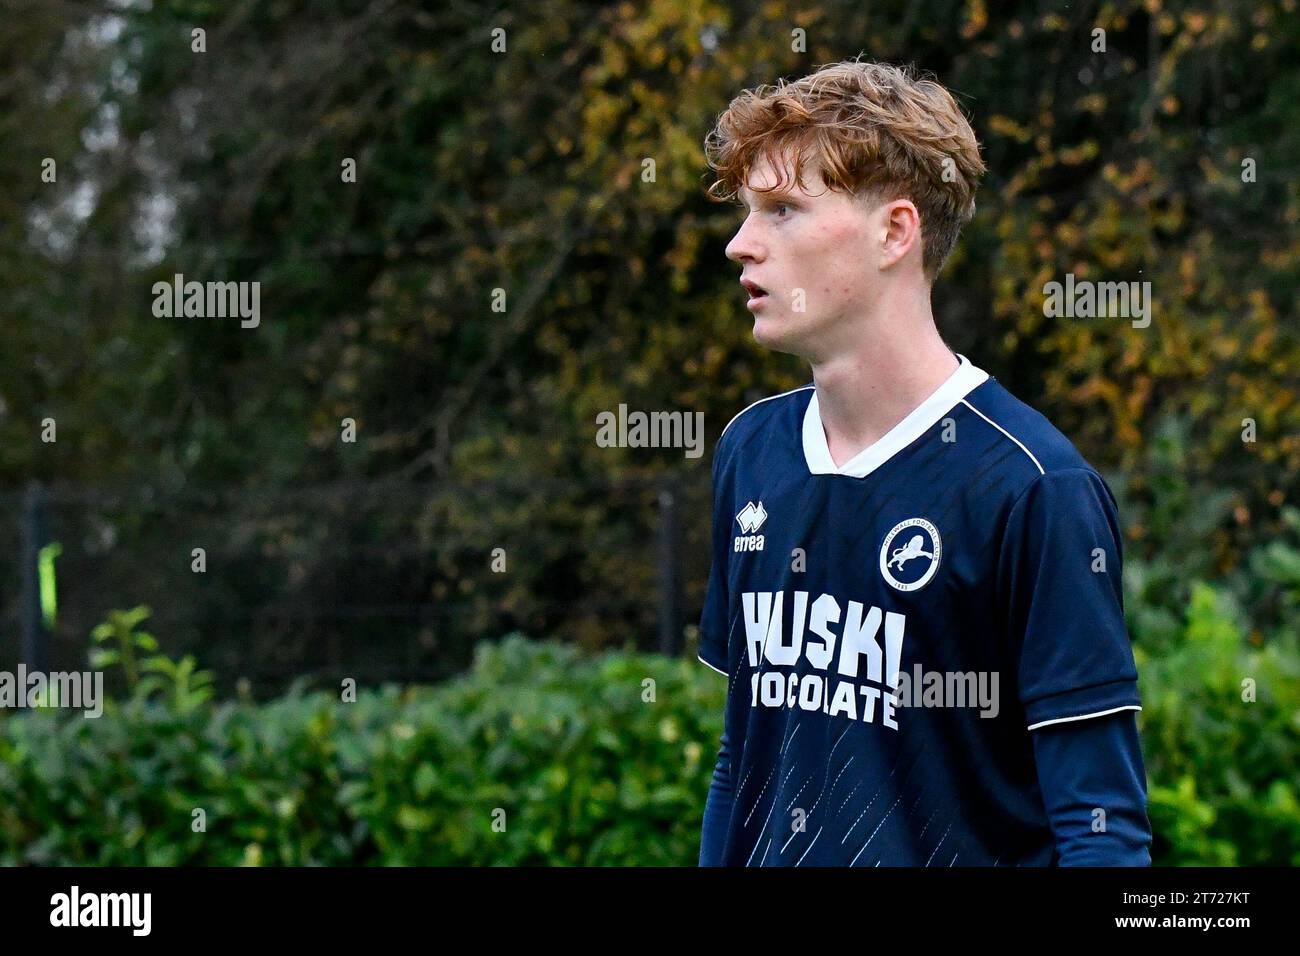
left=808, top=304, right=959, bottom=471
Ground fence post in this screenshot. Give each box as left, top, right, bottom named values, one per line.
left=657, top=474, right=682, bottom=656
left=21, top=481, right=51, bottom=674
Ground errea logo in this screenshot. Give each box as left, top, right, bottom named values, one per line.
left=734, top=500, right=767, bottom=552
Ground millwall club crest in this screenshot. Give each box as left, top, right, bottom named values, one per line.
left=734, top=500, right=767, bottom=552
left=879, top=518, right=942, bottom=592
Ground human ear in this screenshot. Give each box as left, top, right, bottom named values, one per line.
left=880, top=200, right=920, bottom=270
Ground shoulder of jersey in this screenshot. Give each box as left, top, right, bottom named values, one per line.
left=960, top=378, right=1100, bottom=488
left=715, top=383, right=815, bottom=459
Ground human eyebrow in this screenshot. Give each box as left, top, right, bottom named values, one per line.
left=738, top=187, right=798, bottom=209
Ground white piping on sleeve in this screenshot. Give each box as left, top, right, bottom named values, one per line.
left=960, top=398, right=1046, bottom=475
left=1027, top=704, right=1141, bottom=731
left=720, top=385, right=815, bottom=443
left=697, top=653, right=729, bottom=676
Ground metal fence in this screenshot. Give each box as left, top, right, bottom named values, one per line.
left=0, top=473, right=712, bottom=697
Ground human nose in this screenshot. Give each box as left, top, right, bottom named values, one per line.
left=725, top=213, right=764, bottom=264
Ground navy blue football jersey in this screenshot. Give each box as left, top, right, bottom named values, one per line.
left=697, top=353, right=1142, bottom=866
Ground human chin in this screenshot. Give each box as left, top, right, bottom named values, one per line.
left=751, top=311, right=807, bottom=356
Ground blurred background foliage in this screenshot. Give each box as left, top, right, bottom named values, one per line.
left=0, top=0, right=1296, bottom=864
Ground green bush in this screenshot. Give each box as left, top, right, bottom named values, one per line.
left=0, top=631, right=724, bottom=865
left=2, top=562, right=1298, bottom=864
left=1136, top=581, right=1300, bottom=866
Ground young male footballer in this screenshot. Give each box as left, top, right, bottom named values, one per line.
left=696, top=59, right=1153, bottom=866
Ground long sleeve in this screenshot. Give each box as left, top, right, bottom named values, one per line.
left=699, top=730, right=733, bottom=866
left=1030, top=710, right=1153, bottom=865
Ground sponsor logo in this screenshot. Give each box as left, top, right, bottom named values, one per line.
left=740, top=590, right=1001, bottom=728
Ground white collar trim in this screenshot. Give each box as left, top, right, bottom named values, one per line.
left=802, top=353, right=990, bottom=478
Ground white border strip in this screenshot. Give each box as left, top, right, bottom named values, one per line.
left=960, top=398, right=1046, bottom=475
left=1027, top=704, right=1141, bottom=731
left=697, top=653, right=729, bottom=676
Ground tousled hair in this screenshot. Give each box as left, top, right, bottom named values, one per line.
left=704, top=58, right=987, bottom=281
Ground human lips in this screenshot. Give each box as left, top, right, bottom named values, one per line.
left=740, top=278, right=770, bottom=304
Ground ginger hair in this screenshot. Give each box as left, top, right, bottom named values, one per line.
left=704, top=58, right=987, bottom=281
